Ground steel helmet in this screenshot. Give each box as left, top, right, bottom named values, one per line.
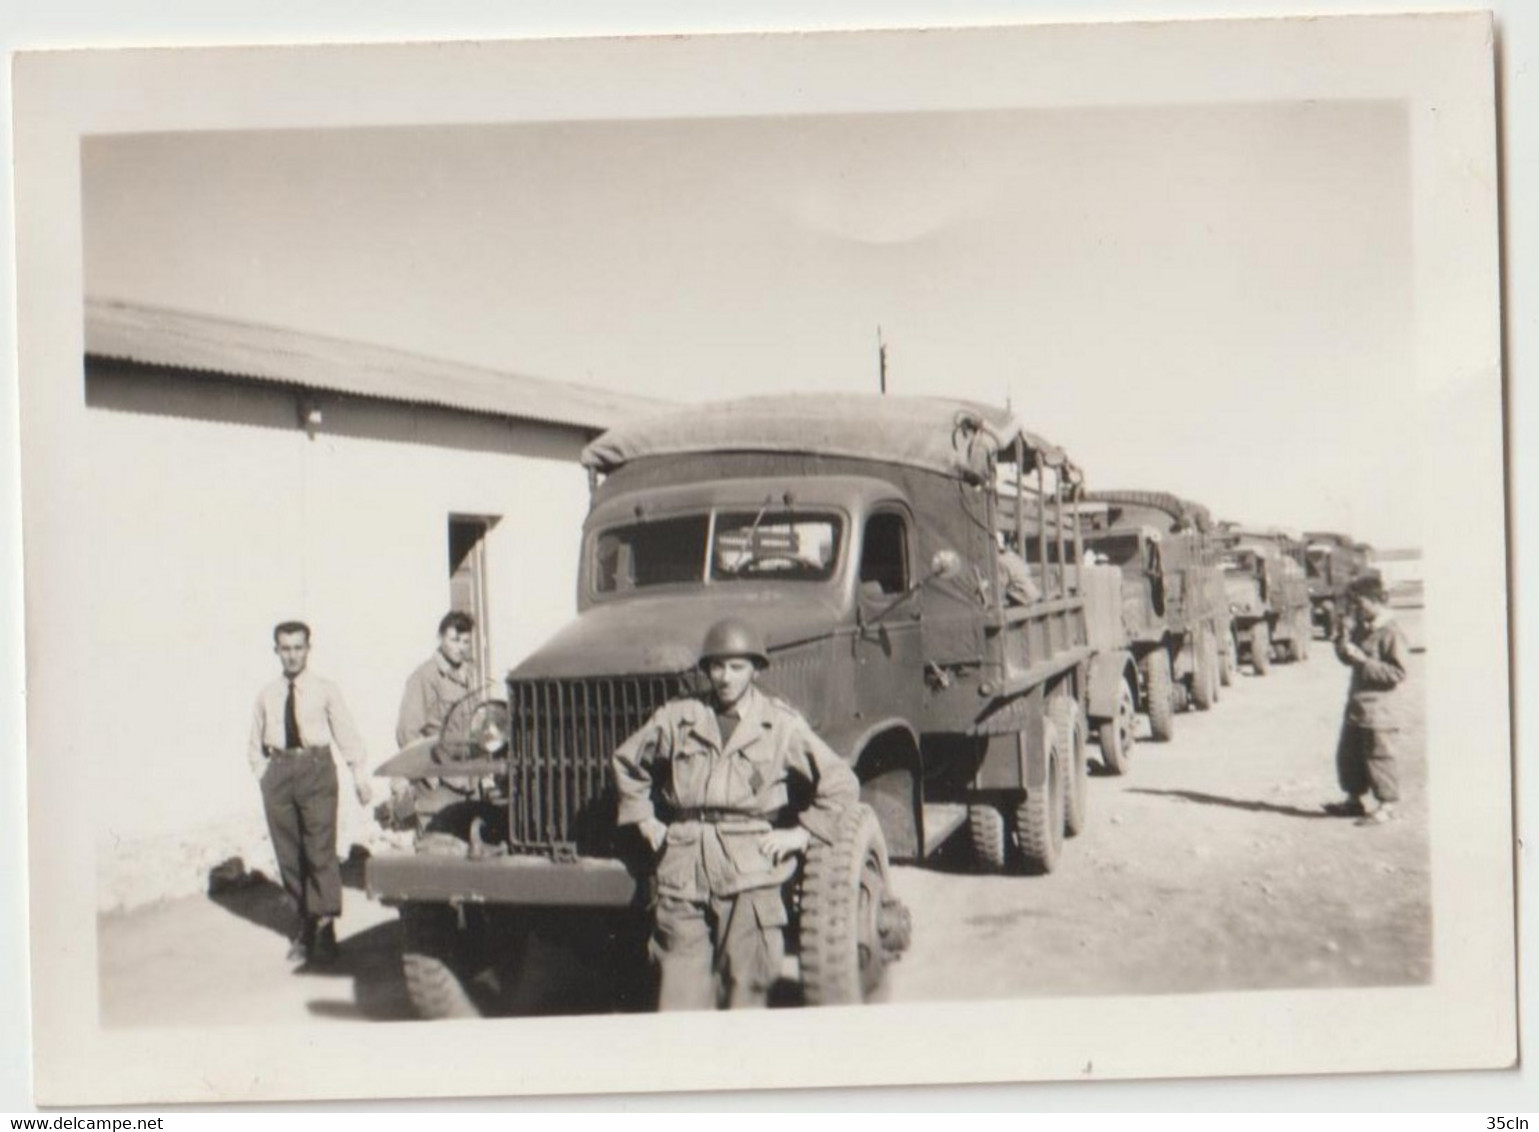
left=698, top=618, right=770, bottom=670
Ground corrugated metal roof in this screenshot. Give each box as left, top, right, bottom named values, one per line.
left=85, top=298, right=669, bottom=433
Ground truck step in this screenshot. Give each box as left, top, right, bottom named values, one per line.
left=922, top=803, right=969, bottom=857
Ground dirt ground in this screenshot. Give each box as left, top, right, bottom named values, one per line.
left=98, top=609, right=1429, bottom=1027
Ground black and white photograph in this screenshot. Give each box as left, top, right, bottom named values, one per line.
left=7, top=10, right=1515, bottom=1108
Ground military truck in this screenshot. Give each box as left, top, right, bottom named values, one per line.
left=1217, top=524, right=1313, bottom=674
left=366, top=395, right=1134, bottom=1018
left=1303, top=531, right=1375, bottom=638
left=1070, top=490, right=1234, bottom=752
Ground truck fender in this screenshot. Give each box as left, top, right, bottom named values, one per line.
left=1087, top=650, right=1136, bottom=722
left=822, top=718, right=923, bottom=862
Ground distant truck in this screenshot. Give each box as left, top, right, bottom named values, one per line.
left=1303, top=532, right=1375, bottom=638
left=1217, top=525, right=1313, bottom=674
left=1073, top=491, right=1235, bottom=750
left=366, top=395, right=1135, bottom=1018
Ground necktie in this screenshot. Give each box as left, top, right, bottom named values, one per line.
left=284, top=679, right=301, bottom=749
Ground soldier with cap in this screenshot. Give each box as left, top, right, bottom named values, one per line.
left=612, top=618, right=860, bottom=1010
left=1323, top=573, right=1411, bottom=826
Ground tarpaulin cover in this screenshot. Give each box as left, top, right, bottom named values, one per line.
left=582, top=394, right=1075, bottom=484
left=1086, top=489, right=1215, bottom=533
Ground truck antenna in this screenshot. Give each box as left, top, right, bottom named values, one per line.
left=877, top=326, right=888, bottom=395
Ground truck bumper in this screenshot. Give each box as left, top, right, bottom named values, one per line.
left=366, top=852, right=640, bottom=909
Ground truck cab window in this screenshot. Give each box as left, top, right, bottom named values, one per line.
left=860, top=512, right=909, bottom=596
left=595, top=515, right=710, bottom=592
left=711, top=512, right=842, bottom=582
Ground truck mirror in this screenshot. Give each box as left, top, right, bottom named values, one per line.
left=929, top=548, right=963, bottom=581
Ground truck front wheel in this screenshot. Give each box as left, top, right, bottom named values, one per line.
left=1142, top=648, right=1176, bottom=742
left=1052, top=696, right=1089, bottom=837
left=799, top=803, right=907, bottom=1005
left=1014, top=736, right=1066, bottom=876
left=1252, top=621, right=1272, bottom=675
left=1191, top=627, right=1218, bottom=711
left=399, top=903, right=488, bottom=1020
left=1097, top=678, right=1136, bottom=776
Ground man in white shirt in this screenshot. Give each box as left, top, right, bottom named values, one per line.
left=247, top=621, right=372, bottom=964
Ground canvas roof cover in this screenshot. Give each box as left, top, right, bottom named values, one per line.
left=581, top=394, right=1076, bottom=483
left=1086, top=489, right=1215, bottom=533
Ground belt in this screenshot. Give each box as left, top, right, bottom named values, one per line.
left=671, top=808, right=763, bottom=824
left=264, top=744, right=332, bottom=758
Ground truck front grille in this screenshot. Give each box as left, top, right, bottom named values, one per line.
left=506, top=674, right=694, bottom=856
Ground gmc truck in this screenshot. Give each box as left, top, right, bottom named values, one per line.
left=366, top=395, right=1134, bottom=1018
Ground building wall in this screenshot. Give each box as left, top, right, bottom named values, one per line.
left=83, top=364, right=594, bottom=909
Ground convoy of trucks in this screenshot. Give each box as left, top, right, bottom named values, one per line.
left=363, top=393, right=1370, bottom=1018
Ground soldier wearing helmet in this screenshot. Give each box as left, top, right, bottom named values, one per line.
left=612, top=616, right=859, bottom=1010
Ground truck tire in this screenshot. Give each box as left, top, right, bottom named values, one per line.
left=1097, top=677, right=1136, bottom=776
left=799, top=803, right=905, bottom=1005
left=1219, top=626, right=1236, bottom=688
left=1052, top=696, right=1089, bottom=837
left=1014, top=738, right=1066, bottom=876
left=400, top=903, right=485, bottom=1020
left=1251, top=621, right=1272, bottom=675
left=968, top=803, right=1009, bottom=872
left=1141, top=648, right=1176, bottom=742
left=1191, top=627, right=1217, bottom=711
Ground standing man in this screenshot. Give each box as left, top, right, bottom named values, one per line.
left=395, top=611, right=480, bottom=833
left=1323, top=574, right=1411, bottom=825
left=612, top=618, right=860, bottom=1011
left=247, top=621, right=373, bottom=964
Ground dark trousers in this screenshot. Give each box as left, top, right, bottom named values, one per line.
left=259, top=753, right=342, bottom=920
left=1335, top=720, right=1401, bottom=804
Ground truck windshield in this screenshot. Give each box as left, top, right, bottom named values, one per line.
left=593, top=510, right=843, bottom=594
left=1083, top=532, right=1143, bottom=567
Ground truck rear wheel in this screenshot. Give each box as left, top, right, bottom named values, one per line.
left=1014, top=733, right=1065, bottom=876
left=1097, top=677, right=1136, bottom=776
left=1142, top=648, right=1176, bottom=742
left=1191, top=627, right=1218, bottom=711
left=1052, top=696, right=1089, bottom=837
left=1252, top=621, right=1272, bottom=675
left=967, top=803, right=1009, bottom=871
left=399, top=903, right=487, bottom=1020
left=799, top=803, right=906, bottom=1005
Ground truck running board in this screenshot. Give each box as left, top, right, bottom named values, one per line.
left=922, top=803, right=969, bottom=857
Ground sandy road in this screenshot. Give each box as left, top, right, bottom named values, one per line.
left=99, top=610, right=1428, bottom=1026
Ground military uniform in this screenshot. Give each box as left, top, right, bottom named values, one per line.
left=613, top=684, right=859, bottom=1010
left=395, top=651, right=480, bottom=830
left=1333, top=608, right=1410, bottom=806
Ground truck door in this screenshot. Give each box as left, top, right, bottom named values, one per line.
left=855, top=508, right=925, bottom=721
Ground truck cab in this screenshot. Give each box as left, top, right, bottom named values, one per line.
left=366, top=394, right=1133, bottom=1016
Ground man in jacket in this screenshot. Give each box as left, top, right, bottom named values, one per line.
left=394, top=611, right=481, bottom=833
left=1323, top=573, right=1411, bottom=825
left=612, top=618, right=860, bottom=1010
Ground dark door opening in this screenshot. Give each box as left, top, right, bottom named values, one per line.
left=448, top=515, right=497, bottom=692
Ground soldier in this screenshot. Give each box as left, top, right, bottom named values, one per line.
left=996, top=534, right=1042, bottom=606
left=394, top=611, right=480, bottom=834
left=612, top=618, right=860, bottom=1010
left=1323, top=573, right=1410, bottom=825
left=246, top=621, right=372, bottom=964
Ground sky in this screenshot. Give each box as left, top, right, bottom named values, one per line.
left=82, top=101, right=1417, bottom=546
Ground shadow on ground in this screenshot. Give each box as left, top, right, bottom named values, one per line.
left=1126, top=787, right=1333, bottom=820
